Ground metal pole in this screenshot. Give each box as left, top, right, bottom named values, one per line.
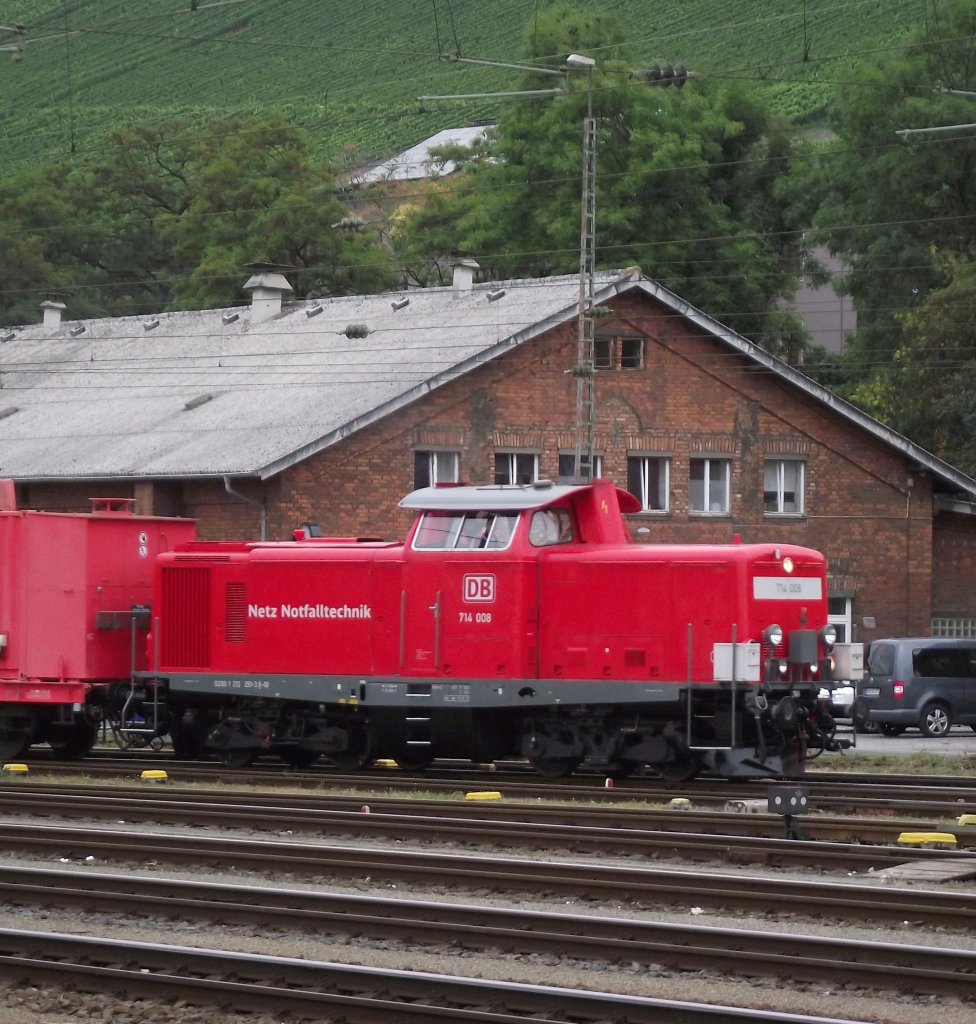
left=573, top=66, right=597, bottom=483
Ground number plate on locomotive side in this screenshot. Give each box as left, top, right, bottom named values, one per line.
left=752, top=576, right=823, bottom=600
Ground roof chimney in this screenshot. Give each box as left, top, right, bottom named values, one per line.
left=243, top=263, right=294, bottom=322
left=452, top=258, right=479, bottom=296
left=40, top=300, right=66, bottom=327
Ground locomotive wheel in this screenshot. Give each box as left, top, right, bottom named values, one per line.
left=170, top=711, right=208, bottom=761
left=279, top=749, right=320, bottom=769
left=215, top=748, right=258, bottom=768
left=657, top=758, right=698, bottom=783
left=329, top=729, right=375, bottom=771
left=330, top=748, right=375, bottom=771
left=0, top=716, right=32, bottom=760
left=48, top=719, right=98, bottom=760
left=528, top=756, right=580, bottom=778
left=394, top=754, right=435, bottom=771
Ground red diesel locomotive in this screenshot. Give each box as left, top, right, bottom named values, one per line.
left=144, top=478, right=861, bottom=779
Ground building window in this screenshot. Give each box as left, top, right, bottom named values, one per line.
left=764, top=459, right=804, bottom=515
left=690, top=458, right=730, bottom=514
left=593, top=337, right=613, bottom=369
left=557, top=452, right=603, bottom=483
left=627, top=456, right=669, bottom=512
left=414, top=450, right=459, bottom=489
left=620, top=337, right=644, bottom=368
left=931, top=618, right=976, bottom=638
left=494, top=452, right=539, bottom=485
left=594, top=334, right=646, bottom=369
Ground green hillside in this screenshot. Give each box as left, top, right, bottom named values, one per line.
left=1, top=0, right=927, bottom=177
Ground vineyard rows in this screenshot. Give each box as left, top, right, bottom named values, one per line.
left=0, top=0, right=929, bottom=175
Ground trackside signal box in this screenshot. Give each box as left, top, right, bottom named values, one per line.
left=0, top=496, right=195, bottom=703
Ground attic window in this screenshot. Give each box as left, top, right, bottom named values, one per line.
left=0, top=406, right=19, bottom=421
left=184, top=393, right=215, bottom=411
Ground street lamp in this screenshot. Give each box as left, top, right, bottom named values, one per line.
left=566, top=53, right=597, bottom=484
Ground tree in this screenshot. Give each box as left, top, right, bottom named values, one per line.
left=391, top=3, right=809, bottom=356
left=0, top=116, right=394, bottom=325
left=796, top=0, right=976, bottom=372
left=849, top=255, right=976, bottom=475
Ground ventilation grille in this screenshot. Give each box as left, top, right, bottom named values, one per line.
left=160, top=566, right=211, bottom=668
left=225, top=583, right=247, bottom=643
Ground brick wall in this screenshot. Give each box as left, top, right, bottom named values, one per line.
left=12, top=291, right=976, bottom=641
left=932, top=511, right=976, bottom=618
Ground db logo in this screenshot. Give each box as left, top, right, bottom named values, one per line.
left=463, top=574, right=495, bottom=603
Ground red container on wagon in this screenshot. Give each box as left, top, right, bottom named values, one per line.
left=0, top=486, right=195, bottom=706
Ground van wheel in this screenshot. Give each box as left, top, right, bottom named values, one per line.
left=879, top=724, right=906, bottom=737
left=919, top=702, right=952, bottom=738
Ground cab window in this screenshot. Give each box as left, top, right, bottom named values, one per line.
left=528, top=509, right=574, bottom=547
left=413, top=511, right=517, bottom=551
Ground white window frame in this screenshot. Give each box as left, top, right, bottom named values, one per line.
left=764, top=459, right=805, bottom=516
left=627, top=455, right=669, bottom=512
left=414, top=450, right=459, bottom=489
left=494, top=451, right=539, bottom=485
left=690, top=457, right=730, bottom=514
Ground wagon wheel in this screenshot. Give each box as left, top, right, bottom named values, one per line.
left=0, top=715, right=32, bottom=760
left=48, top=719, right=98, bottom=760
left=528, top=756, right=581, bottom=778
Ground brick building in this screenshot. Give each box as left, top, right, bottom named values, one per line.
left=3, top=265, right=975, bottom=647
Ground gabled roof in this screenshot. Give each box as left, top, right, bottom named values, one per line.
left=1, top=268, right=974, bottom=499
left=350, top=126, right=490, bottom=185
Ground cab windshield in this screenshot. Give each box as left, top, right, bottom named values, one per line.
left=413, top=511, right=518, bottom=550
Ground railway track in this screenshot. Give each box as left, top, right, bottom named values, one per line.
left=0, top=928, right=883, bottom=1024
left=2, top=783, right=975, bottom=863
left=3, top=820, right=975, bottom=928
left=16, top=752, right=976, bottom=819
left=2, top=865, right=975, bottom=999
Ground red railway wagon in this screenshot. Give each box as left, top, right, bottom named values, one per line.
left=0, top=483, right=195, bottom=759
left=147, top=479, right=861, bottom=779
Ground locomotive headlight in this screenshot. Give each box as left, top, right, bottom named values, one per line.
left=782, top=556, right=794, bottom=574
left=779, top=660, right=789, bottom=676
left=820, top=623, right=837, bottom=651
left=764, top=624, right=784, bottom=648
